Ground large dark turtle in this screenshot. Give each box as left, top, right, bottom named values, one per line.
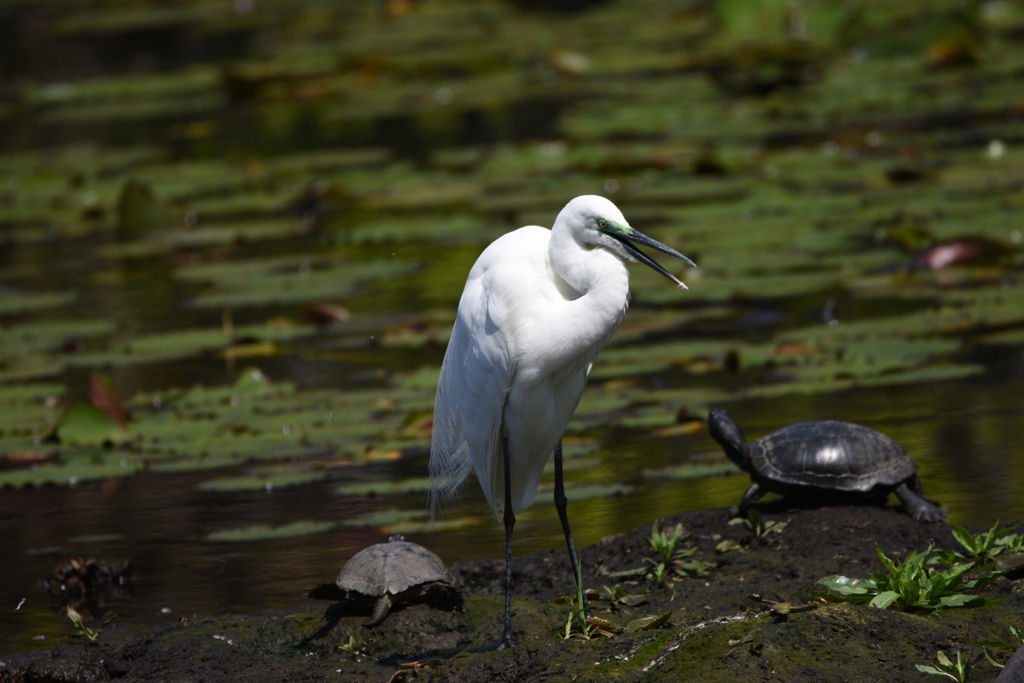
left=707, top=407, right=947, bottom=522
left=308, top=535, right=461, bottom=627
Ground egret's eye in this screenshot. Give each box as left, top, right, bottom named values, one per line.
left=597, top=219, right=608, bottom=229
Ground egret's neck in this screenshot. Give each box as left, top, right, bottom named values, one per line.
left=549, top=225, right=629, bottom=300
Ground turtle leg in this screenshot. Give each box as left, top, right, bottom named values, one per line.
left=731, top=481, right=766, bottom=518
left=499, top=436, right=516, bottom=650
left=895, top=478, right=947, bottom=522
left=364, top=593, right=392, bottom=628
left=554, top=440, right=589, bottom=618
left=909, top=474, right=945, bottom=506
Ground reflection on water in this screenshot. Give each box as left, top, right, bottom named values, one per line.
left=3, top=0, right=1024, bottom=657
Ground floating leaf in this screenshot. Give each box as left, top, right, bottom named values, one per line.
left=334, top=477, right=432, bottom=497
left=88, top=373, right=128, bottom=428
left=641, top=463, right=742, bottom=480
left=396, top=367, right=441, bottom=392
left=382, top=516, right=483, bottom=535
left=0, top=383, right=65, bottom=404
left=115, top=179, right=181, bottom=239
left=542, top=458, right=601, bottom=476
left=206, top=520, right=338, bottom=542
left=0, top=352, right=64, bottom=383
left=197, top=469, right=325, bottom=492
left=0, top=320, right=114, bottom=353
left=0, top=290, right=77, bottom=316
left=57, top=401, right=132, bottom=446
left=342, top=508, right=430, bottom=527
left=0, top=455, right=142, bottom=488
left=177, top=258, right=417, bottom=309
left=535, top=483, right=634, bottom=503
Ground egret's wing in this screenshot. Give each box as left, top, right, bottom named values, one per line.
left=429, top=260, right=514, bottom=521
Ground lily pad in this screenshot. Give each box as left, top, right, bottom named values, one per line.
left=641, top=463, right=743, bottom=480
left=381, top=516, right=483, bottom=535
left=334, top=477, right=433, bottom=497
left=206, top=520, right=338, bottom=542
left=0, top=320, right=115, bottom=353
left=56, top=401, right=132, bottom=446
left=0, top=454, right=142, bottom=488
left=342, top=509, right=430, bottom=527
left=176, top=257, right=418, bottom=309
left=0, top=383, right=65, bottom=404
left=534, top=482, right=634, bottom=503
left=197, top=469, right=326, bottom=492
left=0, top=290, right=77, bottom=316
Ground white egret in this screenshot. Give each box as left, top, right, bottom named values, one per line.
left=429, top=195, right=694, bottom=649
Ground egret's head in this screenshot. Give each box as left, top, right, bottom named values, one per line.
left=557, top=195, right=696, bottom=289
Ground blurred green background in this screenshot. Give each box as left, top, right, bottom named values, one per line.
left=1, top=0, right=1023, bottom=655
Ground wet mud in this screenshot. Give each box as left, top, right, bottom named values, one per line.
left=3, top=503, right=1022, bottom=682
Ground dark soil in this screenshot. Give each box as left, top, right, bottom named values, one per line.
left=3, top=503, right=1023, bottom=682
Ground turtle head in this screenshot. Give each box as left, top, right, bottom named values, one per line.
left=707, top=407, right=752, bottom=472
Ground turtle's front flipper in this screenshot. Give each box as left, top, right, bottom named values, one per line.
left=895, top=479, right=947, bottom=522
left=364, top=593, right=392, bottom=627
left=731, top=481, right=766, bottom=518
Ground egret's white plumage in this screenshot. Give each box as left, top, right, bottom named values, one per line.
left=428, top=195, right=693, bottom=648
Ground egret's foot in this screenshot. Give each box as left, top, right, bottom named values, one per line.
left=477, top=635, right=515, bottom=653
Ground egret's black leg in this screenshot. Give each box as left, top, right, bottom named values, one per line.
left=498, top=436, right=516, bottom=650
left=554, top=439, right=589, bottom=617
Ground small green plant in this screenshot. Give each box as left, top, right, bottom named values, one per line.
left=728, top=510, right=786, bottom=543
left=560, top=597, right=593, bottom=640
left=978, top=625, right=1024, bottom=669
left=951, top=522, right=1024, bottom=567
left=601, top=584, right=629, bottom=607
left=645, top=560, right=670, bottom=582
left=338, top=635, right=369, bottom=658
left=915, top=651, right=983, bottom=682
left=644, top=521, right=713, bottom=582
left=648, top=521, right=685, bottom=563
left=560, top=575, right=617, bottom=640
left=67, top=607, right=126, bottom=641
left=818, top=545, right=1000, bottom=611
left=675, top=556, right=715, bottom=579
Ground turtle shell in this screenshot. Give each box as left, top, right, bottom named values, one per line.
left=750, top=420, right=916, bottom=492
left=335, top=541, right=453, bottom=597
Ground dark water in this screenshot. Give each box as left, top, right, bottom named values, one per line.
left=3, top=0, right=1024, bottom=657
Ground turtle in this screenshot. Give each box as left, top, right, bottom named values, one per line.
left=707, top=407, right=947, bottom=522
left=308, top=535, right=461, bottom=627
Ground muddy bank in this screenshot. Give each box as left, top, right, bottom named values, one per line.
left=3, top=504, right=1022, bottom=682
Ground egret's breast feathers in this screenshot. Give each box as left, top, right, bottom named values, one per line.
left=429, top=222, right=632, bottom=518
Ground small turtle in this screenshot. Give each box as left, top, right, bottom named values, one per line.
left=308, top=535, right=461, bottom=627
left=708, top=407, right=947, bottom=522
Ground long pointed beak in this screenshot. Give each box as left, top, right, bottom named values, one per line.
left=602, top=222, right=696, bottom=289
